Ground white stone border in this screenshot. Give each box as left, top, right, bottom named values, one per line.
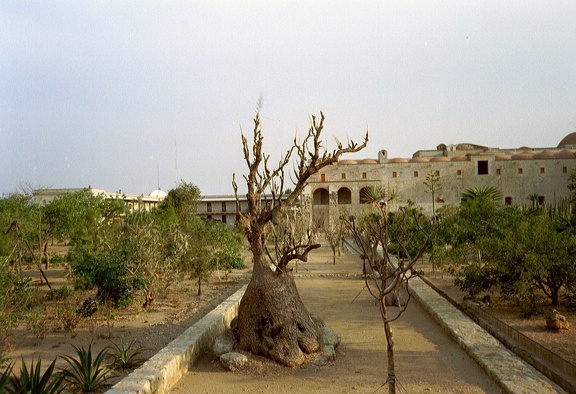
left=105, top=285, right=247, bottom=394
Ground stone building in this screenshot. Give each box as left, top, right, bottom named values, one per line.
left=305, top=132, right=576, bottom=219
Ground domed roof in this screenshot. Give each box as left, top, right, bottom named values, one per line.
left=510, top=153, right=533, bottom=160
left=338, top=159, right=357, bottom=165
left=358, top=159, right=378, bottom=164
left=149, top=189, right=167, bottom=198
left=409, top=157, right=429, bottom=163
left=532, top=150, right=555, bottom=160
left=555, top=150, right=576, bottom=159
left=495, top=154, right=511, bottom=161
left=558, top=132, right=576, bottom=148
left=430, top=156, right=450, bottom=162
left=450, top=156, right=469, bottom=162
left=387, top=157, right=409, bottom=163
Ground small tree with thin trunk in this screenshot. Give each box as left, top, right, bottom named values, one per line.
left=323, top=198, right=346, bottom=265
left=344, top=204, right=431, bottom=394
left=424, top=170, right=442, bottom=222
left=233, top=109, right=367, bottom=367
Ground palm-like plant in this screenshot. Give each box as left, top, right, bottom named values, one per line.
left=461, top=186, right=502, bottom=203
left=7, top=358, right=66, bottom=394
left=108, top=339, right=147, bottom=371
left=60, top=343, right=113, bottom=393
left=360, top=184, right=400, bottom=206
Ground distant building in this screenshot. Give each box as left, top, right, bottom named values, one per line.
left=33, top=188, right=167, bottom=212
left=197, top=195, right=240, bottom=224
left=305, top=132, right=576, bottom=220
left=197, top=194, right=290, bottom=225
left=32, top=188, right=278, bottom=226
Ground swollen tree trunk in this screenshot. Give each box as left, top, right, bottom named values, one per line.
left=236, top=247, right=321, bottom=367
left=233, top=109, right=367, bottom=367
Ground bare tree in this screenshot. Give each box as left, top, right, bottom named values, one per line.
left=232, top=110, right=368, bottom=367
left=323, top=196, right=347, bottom=265
left=344, top=204, right=431, bottom=394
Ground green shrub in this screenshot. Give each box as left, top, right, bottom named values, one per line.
left=56, top=305, right=81, bottom=332
left=26, top=311, right=50, bottom=339
left=48, top=254, right=67, bottom=266
left=46, top=286, right=72, bottom=301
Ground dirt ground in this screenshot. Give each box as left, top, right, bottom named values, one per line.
left=5, top=267, right=250, bottom=387
left=171, top=248, right=502, bottom=394
left=6, top=244, right=573, bottom=393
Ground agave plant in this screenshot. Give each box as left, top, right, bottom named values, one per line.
left=7, top=358, right=66, bottom=394
left=60, top=343, right=113, bottom=393
left=108, top=338, right=147, bottom=371
left=0, top=362, right=13, bottom=393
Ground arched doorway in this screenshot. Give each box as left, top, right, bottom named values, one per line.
left=338, top=187, right=352, bottom=204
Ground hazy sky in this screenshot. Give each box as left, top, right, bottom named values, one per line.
left=2, top=1, right=576, bottom=196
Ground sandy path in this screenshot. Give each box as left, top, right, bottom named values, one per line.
left=171, top=248, right=501, bottom=393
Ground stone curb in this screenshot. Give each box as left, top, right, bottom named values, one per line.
left=106, top=270, right=561, bottom=394
left=408, top=277, right=559, bottom=394
left=105, top=285, right=247, bottom=394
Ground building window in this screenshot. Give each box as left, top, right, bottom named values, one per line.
left=341, top=173, right=346, bottom=180
left=518, top=168, right=523, bottom=174
left=222, top=202, right=227, bottom=212
left=321, top=173, right=326, bottom=182
left=563, top=167, right=568, bottom=174
left=207, top=202, right=212, bottom=213
left=362, top=172, right=367, bottom=179
left=505, top=197, right=512, bottom=205
left=222, top=215, right=227, bottom=223
left=392, top=171, right=397, bottom=178
left=540, top=167, right=545, bottom=174
left=538, top=196, right=545, bottom=205
left=414, top=171, right=419, bottom=177
left=477, top=160, right=489, bottom=175
left=496, top=168, right=501, bottom=175
left=456, top=169, right=462, bottom=176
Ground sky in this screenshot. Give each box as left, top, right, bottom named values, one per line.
left=2, top=1, right=576, bottom=197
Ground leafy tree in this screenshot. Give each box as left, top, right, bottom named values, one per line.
left=177, top=217, right=217, bottom=296
left=477, top=213, right=576, bottom=308
left=232, top=109, right=367, bottom=367
left=117, top=210, right=179, bottom=308
left=0, top=193, right=45, bottom=275
left=158, top=181, right=201, bottom=224
left=71, top=249, right=147, bottom=337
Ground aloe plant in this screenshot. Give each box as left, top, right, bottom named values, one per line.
left=60, top=343, right=113, bottom=393
left=7, top=357, right=66, bottom=394
left=0, top=362, right=13, bottom=393
left=108, top=338, right=147, bottom=371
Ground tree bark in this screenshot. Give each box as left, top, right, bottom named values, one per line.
left=235, top=251, right=321, bottom=367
